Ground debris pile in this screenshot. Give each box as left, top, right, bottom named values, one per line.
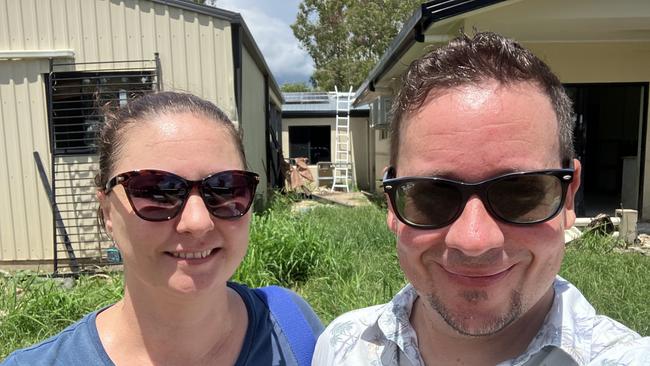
left=624, top=234, right=650, bottom=256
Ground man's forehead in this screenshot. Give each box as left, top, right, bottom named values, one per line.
left=395, top=80, right=561, bottom=178
left=401, top=80, right=556, bottom=135
left=409, top=80, right=548, bottom=116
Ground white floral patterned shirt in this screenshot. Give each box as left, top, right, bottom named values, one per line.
left=312, top=277, right=650, bottom=365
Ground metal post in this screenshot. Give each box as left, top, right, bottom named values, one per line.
left=154, top=52, right=162, bottom=91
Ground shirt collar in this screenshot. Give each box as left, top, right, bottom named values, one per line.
left=510, top=277, right=594, bottom=365
left=372, top=277, right=591, bottom=366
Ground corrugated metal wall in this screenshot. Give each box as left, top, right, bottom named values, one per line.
left=240, top=45, right=267, bottom=201
left=2, top=0, right=237, bottom=119
left=0, top=60, right=53, bottom=262
left=0, top=0, right=239, bottom=263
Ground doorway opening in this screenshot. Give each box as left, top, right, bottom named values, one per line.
left=288, top=125, right=331, bottom=164
left=566, top=83, right=648, bottom=217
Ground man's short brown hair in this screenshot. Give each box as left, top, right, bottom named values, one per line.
left=390, top=32, right=575, bottom=168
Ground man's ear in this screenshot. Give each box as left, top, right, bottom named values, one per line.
left=96, top=190, right=113, bottom=237
left=386, top=197, right=398, bottom=233
left=563, top=158, right=582, bottom=229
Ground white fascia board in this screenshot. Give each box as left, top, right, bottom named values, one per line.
left=0, top=50, right=75, bottom=60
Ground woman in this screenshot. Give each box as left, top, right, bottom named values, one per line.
left=3, top=92, right=323, bottom=365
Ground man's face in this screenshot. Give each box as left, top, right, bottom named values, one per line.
left=388, top=80, right=580, bottom=337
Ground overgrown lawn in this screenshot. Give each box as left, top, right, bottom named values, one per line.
left=1, top=198, right=648, bottom=359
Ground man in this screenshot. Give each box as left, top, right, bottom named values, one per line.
left=313, top=32, right=650, bottom=366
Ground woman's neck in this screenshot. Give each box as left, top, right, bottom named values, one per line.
left=96, top=281, right=248, bottom=365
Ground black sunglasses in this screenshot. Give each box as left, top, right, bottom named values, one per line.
left=105, top=169, right=259, bottom=222
left=383, top=165, right=574, bottom=229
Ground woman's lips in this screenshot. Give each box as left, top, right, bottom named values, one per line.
left=164, top=247, right=221, bottom=264
left=441, top=265, right=515, bottom=287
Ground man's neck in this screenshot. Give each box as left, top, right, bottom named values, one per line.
left=411, top=288, right=554, bottom=366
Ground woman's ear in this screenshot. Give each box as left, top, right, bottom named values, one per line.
left=96, top=190, right=113, bottom=236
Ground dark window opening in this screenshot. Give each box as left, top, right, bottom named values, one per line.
left=48, top=71, right=156, bottom=155
left=289, top=125, right=330, bottom=164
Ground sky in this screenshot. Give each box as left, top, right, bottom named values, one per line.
left=214, top=0, right=314, bottom=86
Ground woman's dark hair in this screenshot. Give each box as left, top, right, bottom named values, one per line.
left=390, top=31, right=575, bottom=168
left=95, top=92, right=246, bottom=225
left=95, top=91, right=245, bottom=190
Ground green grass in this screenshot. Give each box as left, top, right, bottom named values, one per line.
left=1, top=199, right=649, bottom=359
left=561, top=232, right=650, bottom=336
left=0, top=272, right=123, bottom=358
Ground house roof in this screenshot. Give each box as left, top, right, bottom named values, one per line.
left=282, top=92, right=369, bottom=118
left=152, top=0, right=283, bottom=103
left=353, top=0, right=650, bottom=106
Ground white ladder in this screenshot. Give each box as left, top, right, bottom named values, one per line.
left=332, top=86, right=353, bottom=192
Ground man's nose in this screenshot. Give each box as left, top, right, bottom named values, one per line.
left=444, top=195, right=505, bottom=256
left=176, top=189, right=215, bottom=238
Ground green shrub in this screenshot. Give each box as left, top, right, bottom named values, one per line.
left=569, top=230, right=625, bottom=254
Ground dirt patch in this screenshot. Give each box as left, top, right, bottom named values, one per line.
left=311, top=190, right=372, bottom=207
left=290, top=199, right=328, bottom=214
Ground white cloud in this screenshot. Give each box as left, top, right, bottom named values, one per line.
left=215, top=0, right=314, bottom=85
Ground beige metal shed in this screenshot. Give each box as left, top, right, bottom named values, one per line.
left=0, top=0, right=283, bottom=272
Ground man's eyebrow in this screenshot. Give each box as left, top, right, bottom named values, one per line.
left=404, top=167, right=527, bottom=181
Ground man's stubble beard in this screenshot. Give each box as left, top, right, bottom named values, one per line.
left=425, top=289, right=523, bottom=337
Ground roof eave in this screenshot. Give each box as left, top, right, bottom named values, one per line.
left=353, top=0, right=509, bottom=106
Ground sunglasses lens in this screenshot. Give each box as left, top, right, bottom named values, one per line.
left=395, top=180, right=463, bottom=228
left=488, top=174, right=563, bottom=223
left=203, top=172, right=257, bottom=218
left=125, top=173, right=187, bottom=221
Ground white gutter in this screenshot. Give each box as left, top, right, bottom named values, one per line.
left=0, top=50, right=75, bottom=60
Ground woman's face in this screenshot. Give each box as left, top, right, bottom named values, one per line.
left=99, top=112, right=251, bottom=296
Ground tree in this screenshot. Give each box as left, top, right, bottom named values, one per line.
left=280, top=82, right=313, bottom=92
left=292, top=0, right=421, bottom=91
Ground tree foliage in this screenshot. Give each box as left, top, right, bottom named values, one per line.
left=280, top=82, right=313, bottom=93
left=292, top=0, right=421, bottom=91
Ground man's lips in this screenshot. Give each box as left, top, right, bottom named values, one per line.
left=441, top=265, right=515, bottom=287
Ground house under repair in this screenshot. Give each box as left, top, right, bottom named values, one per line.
left=282, top=91, right=371, bottom=192
left=356, top=0, right=650, bottom=218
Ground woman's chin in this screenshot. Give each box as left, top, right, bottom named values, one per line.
left=165, top=274, right=224, bottom=295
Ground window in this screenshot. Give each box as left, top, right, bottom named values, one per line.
left=288, top=125, right=330, bottom=164
left=48, top=71, right=155, bottom=155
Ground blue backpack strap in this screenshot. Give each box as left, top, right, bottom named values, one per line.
left=254, top=286, right=316, bottom=366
